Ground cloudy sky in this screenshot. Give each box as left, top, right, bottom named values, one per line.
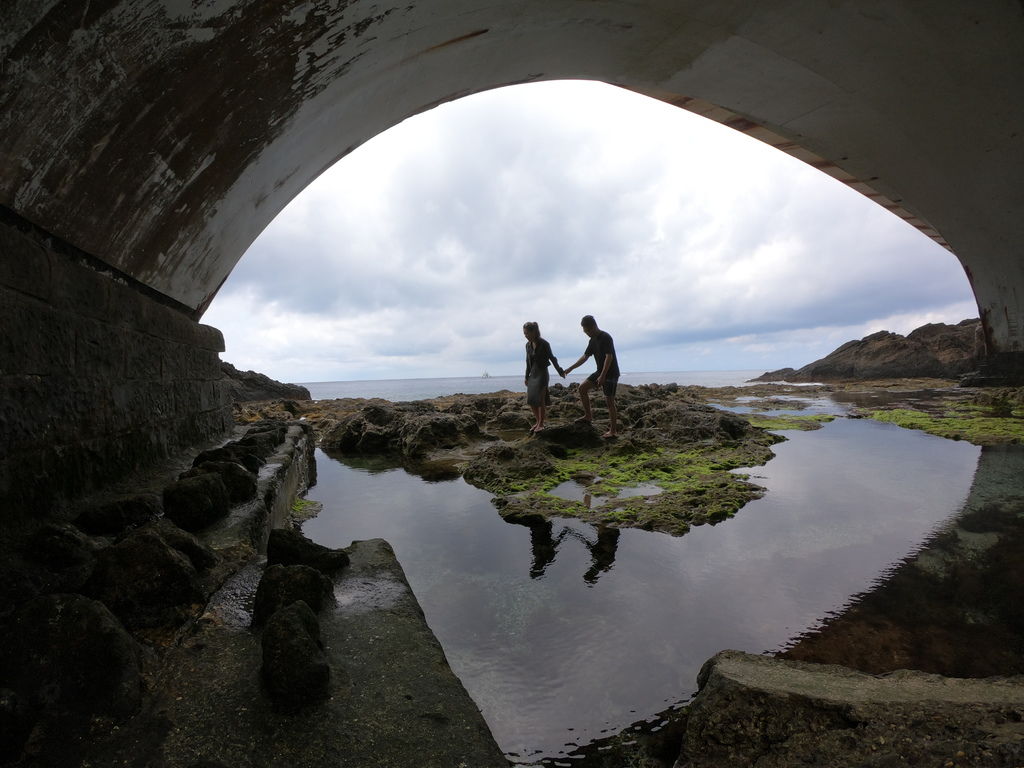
left=203, top=80, right=977, bottom=384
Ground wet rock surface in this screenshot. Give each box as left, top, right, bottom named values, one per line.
left=267, top=527, right=350, bottom=574
left=268, top=383, right=784, bottom=537
left=252, top=563, right=334, bottom=626
left=678, top=650, right=1024, bottom=768
left=261, top=600, right=330, bottom=709
left=84, top=528, right=207, bottom=631
left=212, top=380, right=1024, bottom=765
left=323, top=402, right=483, bottom=458
left=0, top=594, right=142, bottom=720
left=184, top=460, right=258, bottom=504
left=78, top=539, right=508, bottom=768
left=74, top=492, right=161, bottom=535
left=162, top=473, right=231, bottom=532
left=0, top=419, right=322, bottom=766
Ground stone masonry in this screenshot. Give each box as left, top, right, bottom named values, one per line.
left=0, top=207, right=232, bottom=527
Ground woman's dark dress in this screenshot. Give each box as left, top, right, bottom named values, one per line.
left=526, top=338, right=560, bottom=407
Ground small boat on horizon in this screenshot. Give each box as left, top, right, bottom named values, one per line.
left=482, top=371, right=491, bottom=378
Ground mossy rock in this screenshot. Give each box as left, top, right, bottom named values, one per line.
left=865, top=408, right=1024, bottom=445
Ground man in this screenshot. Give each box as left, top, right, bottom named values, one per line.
left=563, top=315, right=620, bottom=438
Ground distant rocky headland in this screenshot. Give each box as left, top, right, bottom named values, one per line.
left=752, top=318, right=982, bottom=382
left=221, top=361, right=311, bottom=402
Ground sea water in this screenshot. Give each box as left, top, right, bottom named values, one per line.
left=301, top=370, right=765, bottom=401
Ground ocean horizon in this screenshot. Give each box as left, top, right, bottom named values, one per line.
left=300, top=369, right=765, bottom=401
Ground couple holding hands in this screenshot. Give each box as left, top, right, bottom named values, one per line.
left=523, top=314, right=620, bottom=438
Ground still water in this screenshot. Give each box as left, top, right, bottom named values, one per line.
left=302, top=415, right=984, bottom=761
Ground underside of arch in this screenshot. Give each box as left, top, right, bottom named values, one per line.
left=1, top=0, right=1022, bottom=350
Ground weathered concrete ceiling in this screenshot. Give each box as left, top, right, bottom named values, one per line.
left=1, top=1, right=1022, bottom=350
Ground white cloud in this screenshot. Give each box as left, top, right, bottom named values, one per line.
left=203, top=80, right=976, bottom=383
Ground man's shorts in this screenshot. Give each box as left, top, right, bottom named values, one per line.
left=587, top=372, right=619, bottom=397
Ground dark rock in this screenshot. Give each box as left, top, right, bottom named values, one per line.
left=24, top=522, right=100, bottom=592
left=0, top=565, right=42, bottom=621
left=162, top=473, right=230, bottom=532
left=260, top=600, right=330, bottom=709
left=84, top=529, right=205, bottom=630
left=628, top=401, right=750, bottom=445
left=322, top=405, right=479, bottom=457
left=193, top=444, right=264, bottom=474
left=493, top=497, right=548, bottom=526
left=246, top=422, right=288, bottom=444
left=236, top=431, right=280, bottom=459
left=751, top=319, right=982, bottom=382
left=27, top=522, right=98, bottom=569
left=680, top=649, right=1024, bottom=768
left=252, top=564, right=334, bottom=626
left=0, top=687, right=34, bottom=763
left=221, top=361, right=311, bottom=403
left=961, top=350, right=1024, bottom=387
left=537, top=420, right=604, bottom=448
left=267, top=528, right=349, bottom=574
left=185, top=460, right=257, bottom=504
left=401, top=413, right=480, bottom=456
left=151, top=518, right=218, bottom=571
left=490, top=410, right=533, bottom=429
left=750, top=366, right=796, bottom=382
left=75, top=492, right=161, bottom=535
left=0, top=594, right=141, bottom=719
left=462, top=440, right=557, bottom=493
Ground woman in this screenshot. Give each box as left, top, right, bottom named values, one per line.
left=523, top=321, right=564, bottom=433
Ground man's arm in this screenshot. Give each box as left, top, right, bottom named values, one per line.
left=562, top=353, right=590, bottom=375
left=596, top=352, right=614, bottom=385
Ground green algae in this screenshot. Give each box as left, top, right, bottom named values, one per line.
left=493, top=435, right=781, bottom=537
left=744, top=413, right=836, bottom=431
left=865, top=408, right=1024, bottom=445
left=289, top=497, right=323, bottom=525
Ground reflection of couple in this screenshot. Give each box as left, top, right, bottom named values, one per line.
left=528, top=521, right=620, bottom=585
left=523, top=314, right=621, bottom=437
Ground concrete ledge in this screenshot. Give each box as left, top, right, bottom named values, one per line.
left=85, top=539, right=507, bottom=767
left=202, top=422, right=317, bottom=555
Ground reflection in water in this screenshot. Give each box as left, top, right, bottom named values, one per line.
left=527, top=521, right=561, bottom=579
left=303, top=418, right=986, bottom=762
left=519, top=519, right=620, bottom=585
left=780, top=443, right=1024, bottom=677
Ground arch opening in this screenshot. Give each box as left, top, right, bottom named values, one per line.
left=204, top=80, right=977, bottom=383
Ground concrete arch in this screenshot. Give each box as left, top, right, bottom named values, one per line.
left=2, top=0, right=1022, bottom=353
left=3, top=1, right=1024, bottom=515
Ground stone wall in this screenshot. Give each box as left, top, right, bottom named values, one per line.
left=0, top=207, right=232, bottom=527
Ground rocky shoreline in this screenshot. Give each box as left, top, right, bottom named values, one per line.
left=238, top=378, right=1024, bottom=540
left=236, top=379, right=1024, bottom=766
left=4, top=376, right=1024, bottom=767
left=240, top=382, right=788, bottom=537
left=0, top=421, right=321, bottom=765
left=752, top=319, right=982, bottom=382
left=221, top=361, right=312, bottom=403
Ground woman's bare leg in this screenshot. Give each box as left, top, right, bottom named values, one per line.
left=530, top=404, right=541, bottom=431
